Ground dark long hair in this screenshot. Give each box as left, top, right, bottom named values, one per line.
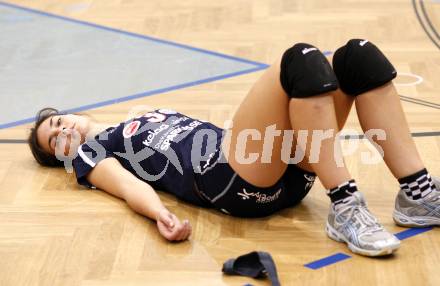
left=28, top=108, right=64, bottom=167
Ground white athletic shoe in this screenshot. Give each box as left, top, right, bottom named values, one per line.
left=434, top=176, right=440, bottom=192
left=326, top=192, right=400, bottom=256
left=393, top=176, right=440, bottom=227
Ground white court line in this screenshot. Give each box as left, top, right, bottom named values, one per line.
left=395, top=72, right=424, bottom=87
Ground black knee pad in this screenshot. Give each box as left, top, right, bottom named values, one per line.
left=280, top=43, right=338, bottom=98
left=332, top=39, right=397, bottom=96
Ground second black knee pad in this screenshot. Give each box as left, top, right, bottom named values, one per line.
left=280, top=43, right=338, bottom=98
left=332, top=39, right=397, bottom=96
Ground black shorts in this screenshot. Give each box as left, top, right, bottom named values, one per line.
left=193, top=149, right=316, bottom=218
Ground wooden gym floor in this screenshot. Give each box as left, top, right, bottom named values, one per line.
left=0, top=0, right=439, bottom=285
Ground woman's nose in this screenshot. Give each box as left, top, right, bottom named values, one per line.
left=55, top=126, right=69, bottom=136
left=61, top=127, right=72, bottom=135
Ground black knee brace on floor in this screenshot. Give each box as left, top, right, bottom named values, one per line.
left=332, top=39, right=397, bottom=96
left=280, top=43, right=338, bottom=98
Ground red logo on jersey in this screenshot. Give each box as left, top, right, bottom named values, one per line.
left=123, top=121, right=141, bottom=138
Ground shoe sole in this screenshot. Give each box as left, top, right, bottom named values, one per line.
left=393, top=210, right=440, bottom=228
left=325, top=222, right=400, bottom=257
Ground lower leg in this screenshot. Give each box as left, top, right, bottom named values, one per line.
left=330, top=39, right=440, bottom=232
left=355, top=83, right=438, bottom=203
left=354, top=83, right=425, bottom=179
left=289, top=93, right=352, bottom=189
left=333, top=89, right=355, bottom=131
left=295, top=89, right=354, bottom=173
left=285, top=41, right=399, bottom=256
left=290, top=91, right=400, bottom=256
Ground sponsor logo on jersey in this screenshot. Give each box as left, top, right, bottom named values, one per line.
left=142, top=123, right=170, bottom=146
left=159, top=120, right=203, bottom=151
left=237, top=188, right=282, bottom=204
left=123, top=120, right=141, bottom=138
left=359, top=39, right=369, bottom=46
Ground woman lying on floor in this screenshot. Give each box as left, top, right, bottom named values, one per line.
left=28, top=39, right=440, bottom=257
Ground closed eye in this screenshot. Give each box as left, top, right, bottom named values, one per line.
left=48, top=116, right=62, bottom=152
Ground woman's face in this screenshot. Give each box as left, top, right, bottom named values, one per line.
left=36, top=114, right=91, bottom=157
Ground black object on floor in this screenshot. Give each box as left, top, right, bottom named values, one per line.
left=222, top=251, right=280, bottom=286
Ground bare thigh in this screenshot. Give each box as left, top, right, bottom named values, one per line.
left=221, top=57, right=292, bottom=187
left=220, top=55, right=354, bottom=187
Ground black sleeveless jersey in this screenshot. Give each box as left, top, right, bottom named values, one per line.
left=72, top=109, right=223, bottom=207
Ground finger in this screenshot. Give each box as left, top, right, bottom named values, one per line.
left=162, top=217, right=174, bottom=229
left=171, top=224, right=184, bottom=241
left=179, top=221, right=190, bottom=241
left=157, top=210, right=173, bottom=228
left=176, top=224, right=187, bottom=241
left=182, top=224, right=190, bottom=240
left=173, top=214, right=182, bottom=226
left=158, top=223, right=173, bottom=236
left=168, top=216, right=180, bottom=231
left=166, top=213, right=175, bottom=228
left=182, top=220, right=190, bottom=240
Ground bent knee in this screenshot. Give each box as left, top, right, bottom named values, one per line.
left=280, top=43, right=338, bottom=99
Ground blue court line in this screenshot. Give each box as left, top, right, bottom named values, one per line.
left=305, top=226, right=435, bottom=270
left=0, top=0, right=334, bottom=131
left=0, top=1, right=270, bottom=129
left=0, top=65, right=268, bottom=129
left=394, top=226, right=433, bottom=240
left=304, top=253, right=351, bottom=270
left=0, top=1, right=267, bottom=68
left=1, top=0, right=437, bottom=131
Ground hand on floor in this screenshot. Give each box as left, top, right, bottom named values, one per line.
left=156, top=208, right=192, bottom=242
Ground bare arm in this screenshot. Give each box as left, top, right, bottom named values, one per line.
left=85, top=157, right=192, bottom=241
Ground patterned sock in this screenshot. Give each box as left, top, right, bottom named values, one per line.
left=398, top=168, right=437, bottom=200
left=327, top=179, right=358, bottom=206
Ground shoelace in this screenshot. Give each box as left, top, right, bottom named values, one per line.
left=335, top=203, right=384, bottom=236
left=422, top=190, right=440, bottom=211
left=416, top=188, right=440, bottom=204
left=429, top=190, right=440, bottom=203
left=432, top=177, right=440, bottom=191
